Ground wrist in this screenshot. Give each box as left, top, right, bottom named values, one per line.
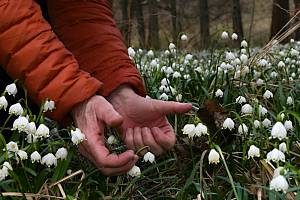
left=108, top=84, right=136, bottom=105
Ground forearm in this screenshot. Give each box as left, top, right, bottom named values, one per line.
left=0, top=0, right=102, bottom=123
left=46, top=0, right=146, bottom=97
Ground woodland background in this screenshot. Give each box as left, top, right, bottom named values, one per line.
left=110, top=0, right=300, bottom=50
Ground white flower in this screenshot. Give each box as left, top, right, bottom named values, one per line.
left=173, top=71, right=181, bottom=78
left=26, top=122, right=36, bottom=135
left=235, top=96, right=246, bottom=104
left=143, top=152, right=155, bottom=163
left=185, top=54, right=193, bottom=61
left=194, top=123, right=208, bottom=136
left=279, top=142, right=287, bottom=153
left=262, top=118, right=272, bottom=127
left=181, top=34, right=188, bottom=41
left=159, top=93, right=168, bottom=101
left=41, top=153, right=57, bottom=167
left=128, top=165, right=141, bottom=177
left=241, top=48, right=247, bottom=54
left=128, top=47, right=136, bottom=58
left=225, top=52, right=235, bottom=61
left=2, top=162, right=12, bottom=172
left=164, top=50, right=170, bottom=56
left=160, top=78, right=169, bottom=86
left=258, top=59, right=268, bottom=67
left=223, top=118, right=235, bottom=130
left=35, top=124, right=50, bottom=138
left=241, top=104, right=253, bottom=114
left=208, top=149, right=220, bottom=164
left=43, top=100, right=55, bottom=112
left=150, top=59, right=157, bottom=68
left=270, top=175, right=289, bottom=193
left=254, top=120, right=261, bottom=128
left=12, top=116, right=29, bottom=133
left=0, top=169, right=7, bottom=181
left=5, top=83, right=17, bottom=96
left=176, top=94, right=182, bottom=102
left=238, top=124, right=248, bottom=134
left=67, top=169, right=72, bottom=175
left=147, top=50, right=154, bottom=57
left=6, top=141, right=18, bottom=152
left=165, top=67, right=174, bottom=76
left=273, top=167, right=286, bottom=178
left=26, top=134, right=38, bottom=144
left=258, top=105, right=268, bottom=117
left=30, top=151, right=41, bottom=163
left=286, top=96, right=293, bottom=105
left=240, top=54, right=248, bottom=64
left=9, top=103, right=23, bottom=116
left=267, top=148, right=285, bottom=162
left=271, top=122, right=287, bottom=140
left=278, top=61, right=285, bottom=68
left=55, top=147, right=68, bottom=160
left=169, top=43, right=176, bottom=50
left=256, top=79, right=264, bottom=86
left=0, top=96, right=8, bottom=111
left=17, top=150, right=28, bottom=160
left=107, top=135, right=118, bottom=145
left=231, top=33, right=238, bottom=40
left=263, top=90, right=273, bottom=99
left=290, top=48, right=299, bottom=56
left=221, top=31, right=229, bottom=39
left=241, top=40, right=248, bottom=47
left=71, top=128, right=86, bottom=145
left=270, top=71, right=278, bottom=78
left=215, top=89, right=223, bottom=98
left=248, top=145, right=260, bottom=158
left=284, top=120, right=293, bottom=130
left=182, top=124, right=195, bottom=138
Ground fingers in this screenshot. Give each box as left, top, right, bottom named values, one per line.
left=133, top=127, right=147, bottom=155
left=79, top=141, right=139, bottom=176
left=151, top=127, right=176, bottom=151
left=96, top=103, right=123, bottom=127
left=151, top=99, right=192, bottom=115
left=142, top=127, right=163, bottom=155
left=101, top=155, right=139, bottom=176
left=124, top=128, right=135, bottom=150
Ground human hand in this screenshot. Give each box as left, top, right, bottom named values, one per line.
left=71, top=95, right=138, bottom=176
left=108, top=85, right=192, bottom=155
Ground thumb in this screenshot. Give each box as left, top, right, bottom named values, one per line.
left=152, top=99, right=192, bottom=115
left=97, top=103, right=123, bottom=127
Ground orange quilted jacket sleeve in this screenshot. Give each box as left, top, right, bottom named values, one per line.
left=0, top=0, right=102, bottom=123
left=46, top=0, right=146, bottom=97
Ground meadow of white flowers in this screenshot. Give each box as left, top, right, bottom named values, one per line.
left=1, top=31, right=300, bottom=199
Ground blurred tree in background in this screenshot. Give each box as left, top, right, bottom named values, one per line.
left=112, top=0, right=300, bottom=49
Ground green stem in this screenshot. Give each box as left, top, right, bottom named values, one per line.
left=214, top=144, right=240, bottom=200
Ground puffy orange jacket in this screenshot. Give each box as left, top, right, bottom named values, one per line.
left=0, top=0, right=145, bottom=123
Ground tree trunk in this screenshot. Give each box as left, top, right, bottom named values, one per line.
left=134, top=0, right=146, bottom=48
left=232, top=0, right=244, bottom=42
left=148, top=0, right=160, bottom=49
left=120, top=0, right=133, bottom=46
left=170, top=0, right=177, bottom=43
left=199, top=0, right=210, bottom=49
left=270, top=0, right=290, bottom=41
left=294, top=0, right=300, bottom=40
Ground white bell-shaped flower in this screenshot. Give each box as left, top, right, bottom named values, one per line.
left=128, top=165, right=141, bottom=177
left=247, top=145, right=260, bottom=159
left=143, top=152, right=155, bottom=163
left=271, top=122, right=287, bottom=140
left=208, top=149, right=220, bottom=164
